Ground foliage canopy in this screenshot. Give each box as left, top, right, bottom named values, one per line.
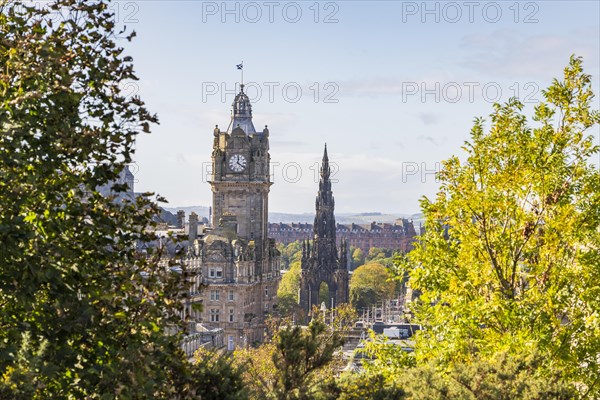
left=395, top=55, right=600, bottom=397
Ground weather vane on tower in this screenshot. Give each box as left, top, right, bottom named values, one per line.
left=236, top=61, right=244, bottom=86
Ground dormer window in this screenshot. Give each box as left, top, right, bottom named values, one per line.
left=209, top=267, right=223, bottom=278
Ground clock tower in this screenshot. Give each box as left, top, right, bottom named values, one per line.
left=200, top=83, right=280, bottom=348
left=210, top=84, right=271, bottom=254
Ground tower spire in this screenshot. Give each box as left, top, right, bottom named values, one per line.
left=228, top=66, right=256, bottom=134
left=321, top=143, right=330, bottom=180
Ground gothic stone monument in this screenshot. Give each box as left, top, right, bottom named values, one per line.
left=299, top=145, right=349, bottom=314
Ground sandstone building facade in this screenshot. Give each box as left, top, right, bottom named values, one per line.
left=270, top=219, right=417, bottom=254
left=198, top=84, right=281, bottom=349
left=147, top=85, right=281, bottom=350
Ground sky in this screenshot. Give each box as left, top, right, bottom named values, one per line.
left=120, top=0, right=600, bottom=214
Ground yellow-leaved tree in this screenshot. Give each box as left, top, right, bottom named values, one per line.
left=394, top=56, right=600, bottom=398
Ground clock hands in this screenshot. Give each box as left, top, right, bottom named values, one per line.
left=230, top=155, right=246, bottom=171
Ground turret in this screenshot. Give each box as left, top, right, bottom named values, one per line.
left=227, top=84, right=256, bottom=134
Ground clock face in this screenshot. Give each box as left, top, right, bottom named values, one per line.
left=229, top=154, right=247, bottom=172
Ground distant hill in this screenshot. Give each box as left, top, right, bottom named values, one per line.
left=166, top=206, right=423, bottom=225
left=336, top=213, right=410, bottom=224
left=154, top=208, right=178, bottom=226
left=269, top=212, right=314, bottom=223
left=269, top=212, right=422, bottom=225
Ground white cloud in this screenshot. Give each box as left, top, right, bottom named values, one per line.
left=460, top=28, right=600, bottom=78
left=417, top=112, right=442, bottom=126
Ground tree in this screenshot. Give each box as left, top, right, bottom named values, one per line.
left=351, top=248, right=365, bottom=270
left=318, top=282, right=331, bottom=305
left=280, top=241, right=303, bottom=269
left=357, top=335, right=575, bottom=399
left=442, top=350, right=576, bottom=399
left=349, top=286, right=379, bottom=311
left=396, top=56, right=600, bottom=397
left=349, top=263, right=396, bottom=310
left=277, top=261, right=301, bottom=316
left=278, top=261, right=301, bottom=297
left=327, top=371, right=407, bottom=400
left=234, top=306, right=356, bottom=400
left=0, top=1, right=223, bottom=397
left=190, top=348, right=247, bottom=400
left=365, top=247, right=387, bottom=262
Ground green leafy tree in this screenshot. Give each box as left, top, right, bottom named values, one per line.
left=280, top=241, right=303, bottom=269
left=443, top=350, right=576, bottom=400
left=191, top=348, right=248, bottom=400
left=390, top=350, right=575, bottom=400
left=327, top=371, right=407, bottom=400
left=0, top=1, right=237, bottom=398
left=276, top=242, right=285, bottom=259
left=349, top=286, right=378, bottom=310
left=318, top=282, right=330, bottom=305
left=351, top=336, right=574, bottom=399
left=396, top=56, right=600, bottom=397
left=277, top=261, right=301, bottom=316
left=360, top=330, right=416, bottom=379
left=351, top=248, right=365, bottom=270
left=365, top=247, right=388, bottom=262
left=278, top=261, right=301, bottom=296
left=234, top=305, right=356, bottom=400
left=329, top=348, right=574, bottom=400
left=349, top=263, right=396, bottom=310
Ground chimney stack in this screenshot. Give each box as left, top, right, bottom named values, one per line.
left=189, top=212, right=198, bottom=240
left=176, top=210, right=185, bottom=229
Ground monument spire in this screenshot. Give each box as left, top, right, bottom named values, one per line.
left=300, top=144, right=349, bottom=313
left=314, top=143, right=335, bottom=240
left=321, top=143, right=330, bottom=181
